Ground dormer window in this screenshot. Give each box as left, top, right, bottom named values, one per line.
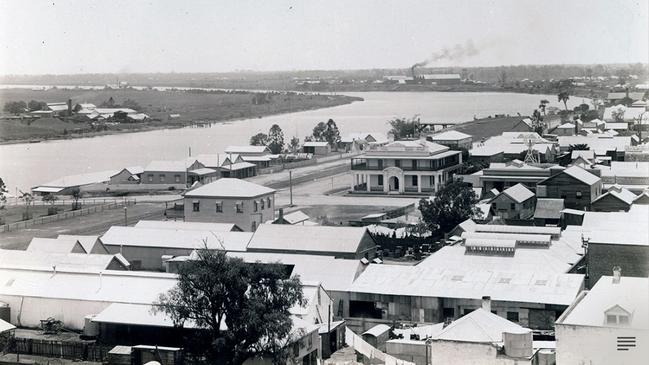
left=605, top=305, right=632, bottom=326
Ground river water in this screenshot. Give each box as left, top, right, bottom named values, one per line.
left=0, top=91, right=586, bottom=192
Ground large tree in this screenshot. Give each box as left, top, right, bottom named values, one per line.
left=0, top=177, right=7, bottom=209
left=322, top=119, right=341, bottom=148
left=288, top=136, right=300, bottom=153
left=3, top=101, right=27, bottom=115
left=312, top=122, right=327, bottom=142
left=267, top=124, right=285, bottom=154
left=155, top=249, right=304, bottom=365
left=418, top=181, right=481, bottom=234
left=249, top=133, right=269, bottom=146
left=388, top=116, right=424, bottom=139
left=557, top=91, right=570, bottom=110
left=27, top=100, right=48, bottom=111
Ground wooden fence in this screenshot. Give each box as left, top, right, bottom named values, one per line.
left=9, top=337, right=112, bottom=362
left=0, top=199, right=136, bottom=233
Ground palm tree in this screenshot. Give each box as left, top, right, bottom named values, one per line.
left=557, top=92, right=570, bottom=110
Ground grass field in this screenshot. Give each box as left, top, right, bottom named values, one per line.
left=0, top=88, right=361, bottom=143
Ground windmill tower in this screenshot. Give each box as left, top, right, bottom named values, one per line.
left=523, top=138, right=539, bottom=165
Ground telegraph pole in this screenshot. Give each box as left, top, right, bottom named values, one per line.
left=289, top=170, right=294, bottom=207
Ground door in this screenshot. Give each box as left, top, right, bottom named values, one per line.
left=389, top=176, right=400, bottom=191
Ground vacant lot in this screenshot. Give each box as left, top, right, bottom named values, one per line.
left=0, top=88, right=360, bottom=142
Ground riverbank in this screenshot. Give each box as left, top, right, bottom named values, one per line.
left=0, top=88, right=363, bottom=144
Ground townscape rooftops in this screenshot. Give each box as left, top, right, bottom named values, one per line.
left=100, top=226, right=253, bottom=251
left=558, top=276, right=649, bottom=329
left=604, top=122, right=629, bottom=130
left=348, top=264, right=584, bottom=305
left=500, top=183, right=535, bottom=203
left=557, top=123, right=575, bottom=129
left=0, top=318, right=15, bottom=333
left=93, top=303, right=195, bottom=328
left=429, top=130, right=472, bottom=141
left=596, top=161, right=649, bottom=179
left=280, top=210, right=311, bottom=224
left=247, top=224, right=372, bottom=254
left=27, top=237, right=86, bottom=254
left=221, top=162, right=256, bottom=171
left=534, top=198, right=565, bottom=219
left=603, top=105, right=649, bottom=122
left=184, top=178, right=274, bottom=198
left=433, top=308, right=530, bottom=343
left=134, top=220, right=239, bottom=232
left=56, top=234, right=105, bottom=253
left=470, top=224, right=562, bottom=236
left=188, top=167, right=218, bottom=175
left=542, top=166, right=600, bottom=186
left=592, top=186, right=637, bottom=206
left=570, top=205, right=649, bottom=246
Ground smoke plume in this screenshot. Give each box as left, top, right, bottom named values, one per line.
left=412, top=39, right=480, bottom=70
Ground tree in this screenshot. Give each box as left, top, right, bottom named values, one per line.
left=312, top=122, right=327, bottom=141
left=610, top=105, right=626, bottom=122
left=154, top=249, right=304, bottom=365
left=28, top=100, right=48, bottom=111
left=539, top=99, right=550, bottom=116
left=388, top=116, right=424, bottom=139
left=100, top=97, right=116, bottom=108
left=3, top=101, right=27, bottom=115
left=267, top=124, right=285, bottom=154
left=322, top=119, right=341, bottom=149
left=288, top=137, right=300, bottom=153
left=418, top=182, right=481, bottom=234
left=249, top=133, right=269, bottom=146
left=0, top=178, right=7, bottom=212
left=70, top=187, right=83, bottom=210
left=122, top=99, right=142, bottom=110
left=557, top=91, right=570, bottom=110
left=42, top=193, right=59, bottom=215
left=19, top=191, right=34, bottom=221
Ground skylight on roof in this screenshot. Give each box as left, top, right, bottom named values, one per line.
left=498, top=278, right=512, bottom=284
left=535, top=279, right=548, bottom=286
left=451, top=275, right=464, bottom=281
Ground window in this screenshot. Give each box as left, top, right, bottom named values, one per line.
left=215, top=201, right=223, bottom=213
left=174, top=174, right=181, bottom=183
left=192, top=201, right=200, bottom=212
left=159, top=174, right=165, bottom=183
left=576, top=191, right=583, bottom=199
left=236, top=201, right=243, bottom=213
left=395, top=160, right=401, bottom=167
left=378, top=175, right=384, bottom=186
left=561, top=193, right=567, bottom=199
left=510, top=203, right=516, bottom=210
left=260, top=199, right=265, bottom=210
left=507, top=311, right=519, bottom=322
left=412, top=175, right=418, bottom=186
left=148, top=175, right=153, bottom=183
left=606, top=314, right=617, bottom=324
left=251, top=221, right=257, bottom=231
left=618, top=315, right=630, bottom=325
left=266, top=197, right=272, bottom=207
left=253, top=200, right=258, bottom=212
left=430, top=176, right=435, bottom=185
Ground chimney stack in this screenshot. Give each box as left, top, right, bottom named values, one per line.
left=481, top=295, right=491, bottom=312
left=612, top=266, right=621, bottom=284
left=278, top=208, right=284, bottom=223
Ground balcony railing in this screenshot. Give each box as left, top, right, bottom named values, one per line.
left=404, top=187, right=419, bottom=192
left=351, top=163, right=459, bottom=171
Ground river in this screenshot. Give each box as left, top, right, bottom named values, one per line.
left=0, top=91, right=587, bottom=192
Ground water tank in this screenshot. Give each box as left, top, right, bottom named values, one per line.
left=0, top=302, right=10, bottom=322
left=537, top=348, right=556, bottom=365
left=83, top=314, right=100, bottom=337
left=503, top=331, right=533, bottom=358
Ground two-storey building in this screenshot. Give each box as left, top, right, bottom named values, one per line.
left=350, top=140, right=462, bottom=194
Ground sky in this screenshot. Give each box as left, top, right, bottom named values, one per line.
left=0, top=0, right=647, bottom=75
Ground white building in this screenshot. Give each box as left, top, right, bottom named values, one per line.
left=350, top=140, right=462, bottom=194
left=555, top=273, right=649, bottom=365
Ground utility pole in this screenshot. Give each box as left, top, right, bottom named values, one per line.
left=124, top=207, right=128, bottom=226
left=289, top=170, right=293, bottom=207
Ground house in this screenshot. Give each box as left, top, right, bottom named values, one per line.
left=591, top=184, right=637, bottom=212
left=606, top=91, right=646, bottom=103
left=490, top=183, right=535, bottom=220
left=28, top=235, right=110, bottom=254
left=427, top=130, right=473, bottom=150
left=302, top=141, right=331, bottom=155
left=510, top=118, right=535, bottom=132
left=32, top=169, right=117, bottom=195
left=533, top=198, right=565, bottom=226
left=47, top=101, right=71, bottom=116
left=350, top=140, right=462, bottom=194
left=187, top=167, right=219, bottom=185
left=272, top=208, right=315, bottom=225
left=109, top=166, right=144, bottom=185
left=555, top=123, right=576, bottom=136
left=246, top=224, right=377, bottom=259
left=555, top=273, right=648, bottom=365
left=569, top=205, right=649, bottom=287
left=536, top=166, right=603, bottom=209
left=475, top=160, right=562, bottom=192
left=571, top=150, right=595, bottom=163
left=142, top=160, right=187, bottom=188
left=340, top=132, right=389, bottom=152
left=99, top=225, right=253, bottom=270
left=431, top=298, right=537, bottom=365
left=468, top=145, right=505, bottom=164
left=183, top=178, right=275, bottom=231
left=219, top=161, right=257, bottom=179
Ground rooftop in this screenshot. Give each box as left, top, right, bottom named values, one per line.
left=348, top=265, right=584, bottom=306
left=558, top=276, right=649, bottom=329
left=592, top=185, right=637, bottom=206
left=35, top=169, right=117, bottom=189
left=571, top=150, right=595, bottom=160
left=433, top=308, right=530, bottom=343
left=100, top=226, right=253, bottom=251
left=303, top=141, right=329, bottom=147
left=534, top=198, right=565, bottom=219
left=134, top=220, right=239, bottom=232
left=184, top=178, right=274, bottom=198
left=429, top=130, right=472, bottom=141
left=542, top=166, right=600, bottom=186
left=247, top=224, right=373, bottom=254
left=0, top=249, right=128, bottom=272
left=56, top=235, right=106, bottom=254
left=500, top=183, right=535, bottom=203
left=225, top=145, right=270, bottom=154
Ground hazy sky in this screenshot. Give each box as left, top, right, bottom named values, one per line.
left=1, top=0, right=647, bottom=75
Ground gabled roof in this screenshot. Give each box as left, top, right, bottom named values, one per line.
left=277, top=210, right=311, bottom=225
left=571, top=150, right=594, bottom=160
left=539, top=166, right=600, bottom=186
left=224, top=145, right=271, bottom=154
left=184, top=178, right=274, bottom=198
left=57, top=234, right=107, bottom=254
left=35, top=170, right=117, bottom=189
left=534, top=198, right=565, bottom=219
left=0, top=318, right=15, bottom=333
left=247, top=224, right=373, bottom=254
left=557, top=123, right=575, bottom=129
left=303, top=141, right=329, bottom=147
left=27, top=237, right=87, bottom=254
left=592, top=186, right=637, bottom=206
left=134, top=220, right=239, bottom=232
left=499, top=183, right=535, bottom=203
left=100, top=226, right=252, bottom=251
left=433, top=308, right=530, bottom=343
left=0, top=249, right=127, bottom=272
